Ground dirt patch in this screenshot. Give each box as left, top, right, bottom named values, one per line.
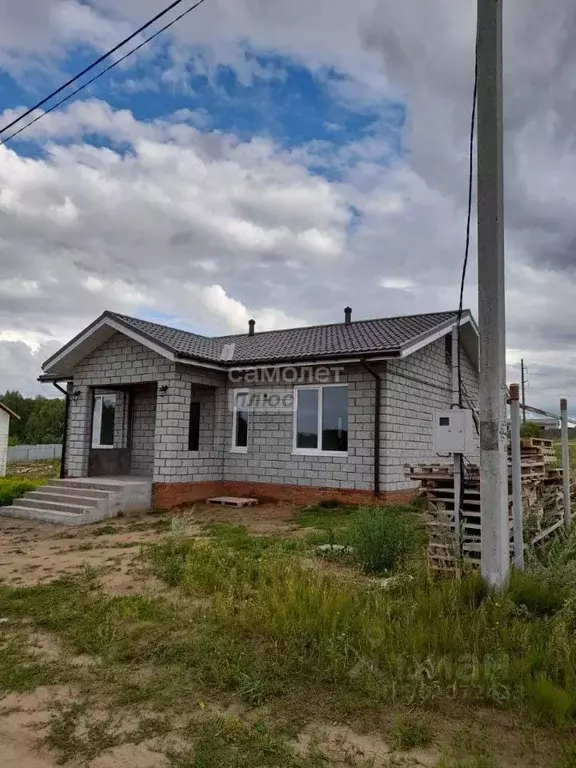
left=0, top=685, right=77, bottom=767
left=0, top=516, right=172, bottom=587
left=185, top=501, right=301, bottom=536
left=294, top=723, right=392, bottom=767
left=90, top=742, right=169, bottom=768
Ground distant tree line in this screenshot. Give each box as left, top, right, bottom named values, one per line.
left=1, top=390, right=65, bottom=445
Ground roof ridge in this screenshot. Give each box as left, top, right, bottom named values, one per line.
left=212, top=309, right=464, bottom=341
left=109, top=311, right=214, bottom=342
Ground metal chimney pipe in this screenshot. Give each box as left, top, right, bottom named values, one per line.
left=248, top=319, right=255, bottom=336
left=344, top=307, right=352, bottom=324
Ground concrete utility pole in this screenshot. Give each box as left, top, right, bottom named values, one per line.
left=521, top=359, right=526, bottom=423
left=477, top=0, right=510, bottom=586
left=561, top=398, right=571, bottom=529
left=509, top=384, right=523, bottom=569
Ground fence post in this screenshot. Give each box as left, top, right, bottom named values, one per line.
left=561, top=398, right=571, bottom=529
left=510, top=384, right=524, bottom=569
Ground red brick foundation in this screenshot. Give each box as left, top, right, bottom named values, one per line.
left=152, top=480, right=418, bottom=510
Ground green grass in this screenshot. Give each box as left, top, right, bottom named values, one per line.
left=0, top=477, right=39, bottom=506
left=144, top=532, right=576, bottom=728
left=553, top=440, right=576, bottom=472
left=438, top=726, right=497, bottom=768
left=170, top=714, right=324, bottom=768
left=1, top=523, right=575, bottom=765
left=390, top=714, right=432, bottom=751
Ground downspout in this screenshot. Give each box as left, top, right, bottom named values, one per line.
left=53, top=381, right=69, bottom=480
left=360, top=360, right=384, bottom=497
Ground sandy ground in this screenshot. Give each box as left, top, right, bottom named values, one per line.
left=0, top=505, right=560, bottom=768
left=0, top=502, right=301, bottom=589
left=0, top=504, right=308, bottom=767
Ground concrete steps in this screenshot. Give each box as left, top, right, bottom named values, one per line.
left=1, top=477, right=152, bottom=526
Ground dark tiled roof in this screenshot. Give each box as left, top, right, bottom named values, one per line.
left=110, top=310, right=460, bottom=365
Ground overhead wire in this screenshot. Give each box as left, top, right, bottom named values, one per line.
left=0, top=0, right=193, bottom=138
left=0, top=0, right=208, bottom=147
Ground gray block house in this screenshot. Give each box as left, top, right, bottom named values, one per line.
left=40, top=308, right=479, bottom=509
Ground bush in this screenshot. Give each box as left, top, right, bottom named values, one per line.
left=520, top=421, right=543, bottom=439
left=348, top=505, right=421, bottom=574
left=0, top=479, right=37, bottom=507
left=508, top=569, right=567, bottom=618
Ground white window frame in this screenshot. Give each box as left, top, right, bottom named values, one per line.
left=91, top=393, right=115, bottom=449
left=292, top=384, right=349, bottom=456
left=231, top=389, right=249, bottom=453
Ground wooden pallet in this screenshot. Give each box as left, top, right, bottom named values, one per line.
left=521, top=438, right=554, bottom=449
left=207, top=496, right=258, bottom=508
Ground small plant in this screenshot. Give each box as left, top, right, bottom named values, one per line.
left=391, top=714, right=432, bottom=751
left=0, top=479, right=37, bottom=506
left=508, top=569, right=567, bottom=618
left=347, top=505, right=421, bottom=574
left=520, top=421, right=543, bottom=439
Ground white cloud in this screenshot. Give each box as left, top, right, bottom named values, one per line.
left=1, top=1, right=576, bottom=409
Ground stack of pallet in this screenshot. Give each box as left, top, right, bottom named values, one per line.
left=406, top=437, right=570, bottom=572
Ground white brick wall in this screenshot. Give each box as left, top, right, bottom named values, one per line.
left=65, top=329, right=479, bottom=493
left=130, top=387, right=156, bottom=476
left=217, top=365, right=375, bottom=491
left=0, top=410, right=9, bottom=477
left=382, top=338, right=479, bottom=491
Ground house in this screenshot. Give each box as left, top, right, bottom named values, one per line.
left=39, top=308, right=479, bottom=510
left=0, top=402, right=20, bottom=477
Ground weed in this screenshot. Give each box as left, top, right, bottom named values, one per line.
left=92, top=525, right=117, bottom=537
left=170, top=714, right=322, bottom=768
left=348, top=506, right=422, bottom=574
left=557, top=744, right=576, bottom=767
left=0, top=631, right=57, bottom=692
left=46, top=702, right=122, bottom=765
left=438, top=726, right=496, bottom=768
left=508, top=569, right=566, bottom=618
left=295, top=503, right=360, bottom=531
left=0, top=479, right=38, bottom=506
left=390, top=714, right=432, bottom=751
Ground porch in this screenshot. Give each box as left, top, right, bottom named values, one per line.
left=87, top=382, right=157, bottom=479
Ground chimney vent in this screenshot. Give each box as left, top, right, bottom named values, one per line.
left=248, top=319, right=256, bottom=336
left=344, top=307, right=352, bottom=324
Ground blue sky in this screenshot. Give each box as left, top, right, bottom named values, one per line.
left=1, top=0, right=575, bottom=411
left=0, top=43, right=405, bottom=176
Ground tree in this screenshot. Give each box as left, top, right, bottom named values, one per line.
left=1, top=391, right=66, bottom=445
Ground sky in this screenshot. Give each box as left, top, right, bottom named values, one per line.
left=0, top=0, right=575, bottom=415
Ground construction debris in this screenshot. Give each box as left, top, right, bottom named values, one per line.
left=207, top=496, right=258, bottom=509
left=406, top=438, right=573, bottom=573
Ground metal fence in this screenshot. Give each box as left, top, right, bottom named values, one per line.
left=7, top=444, right=62, bottom=462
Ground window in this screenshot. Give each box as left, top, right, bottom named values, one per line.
left=232, top=390, right=249, bottom=452
left=188, top=401, right=201, bottom=452
left=92, top=394, right=115, bottom=449
left=294, top=385, right=348, bottom=454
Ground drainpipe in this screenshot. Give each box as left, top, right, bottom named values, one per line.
left=53, top=381, right=70, bottom=479
left=360, top=360, right=384, bottom=497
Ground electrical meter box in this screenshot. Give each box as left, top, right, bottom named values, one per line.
left=433, top=409, right=474, bottom=454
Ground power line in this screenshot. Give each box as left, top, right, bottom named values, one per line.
left=456, top=28, right=479, bottom=408
left=0, top=0, right=199, bottom=138
left=0, top=0, right=208, bottom=147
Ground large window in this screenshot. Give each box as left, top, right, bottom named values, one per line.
left=188, top=401, right=201, bottom=452
left=92, top=394, right=115, bottom=449
left=231, top=390, right=249, bottom=452
left=294, top=385, right=348, bottom=454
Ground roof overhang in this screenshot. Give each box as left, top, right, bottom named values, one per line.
left=42, top=309, right=479, bottom=380
left=42, top=312, right=178, bottom=377
left=399, top=311, right=478, bottom=370
left=0, top=403, right=20, bottom=420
